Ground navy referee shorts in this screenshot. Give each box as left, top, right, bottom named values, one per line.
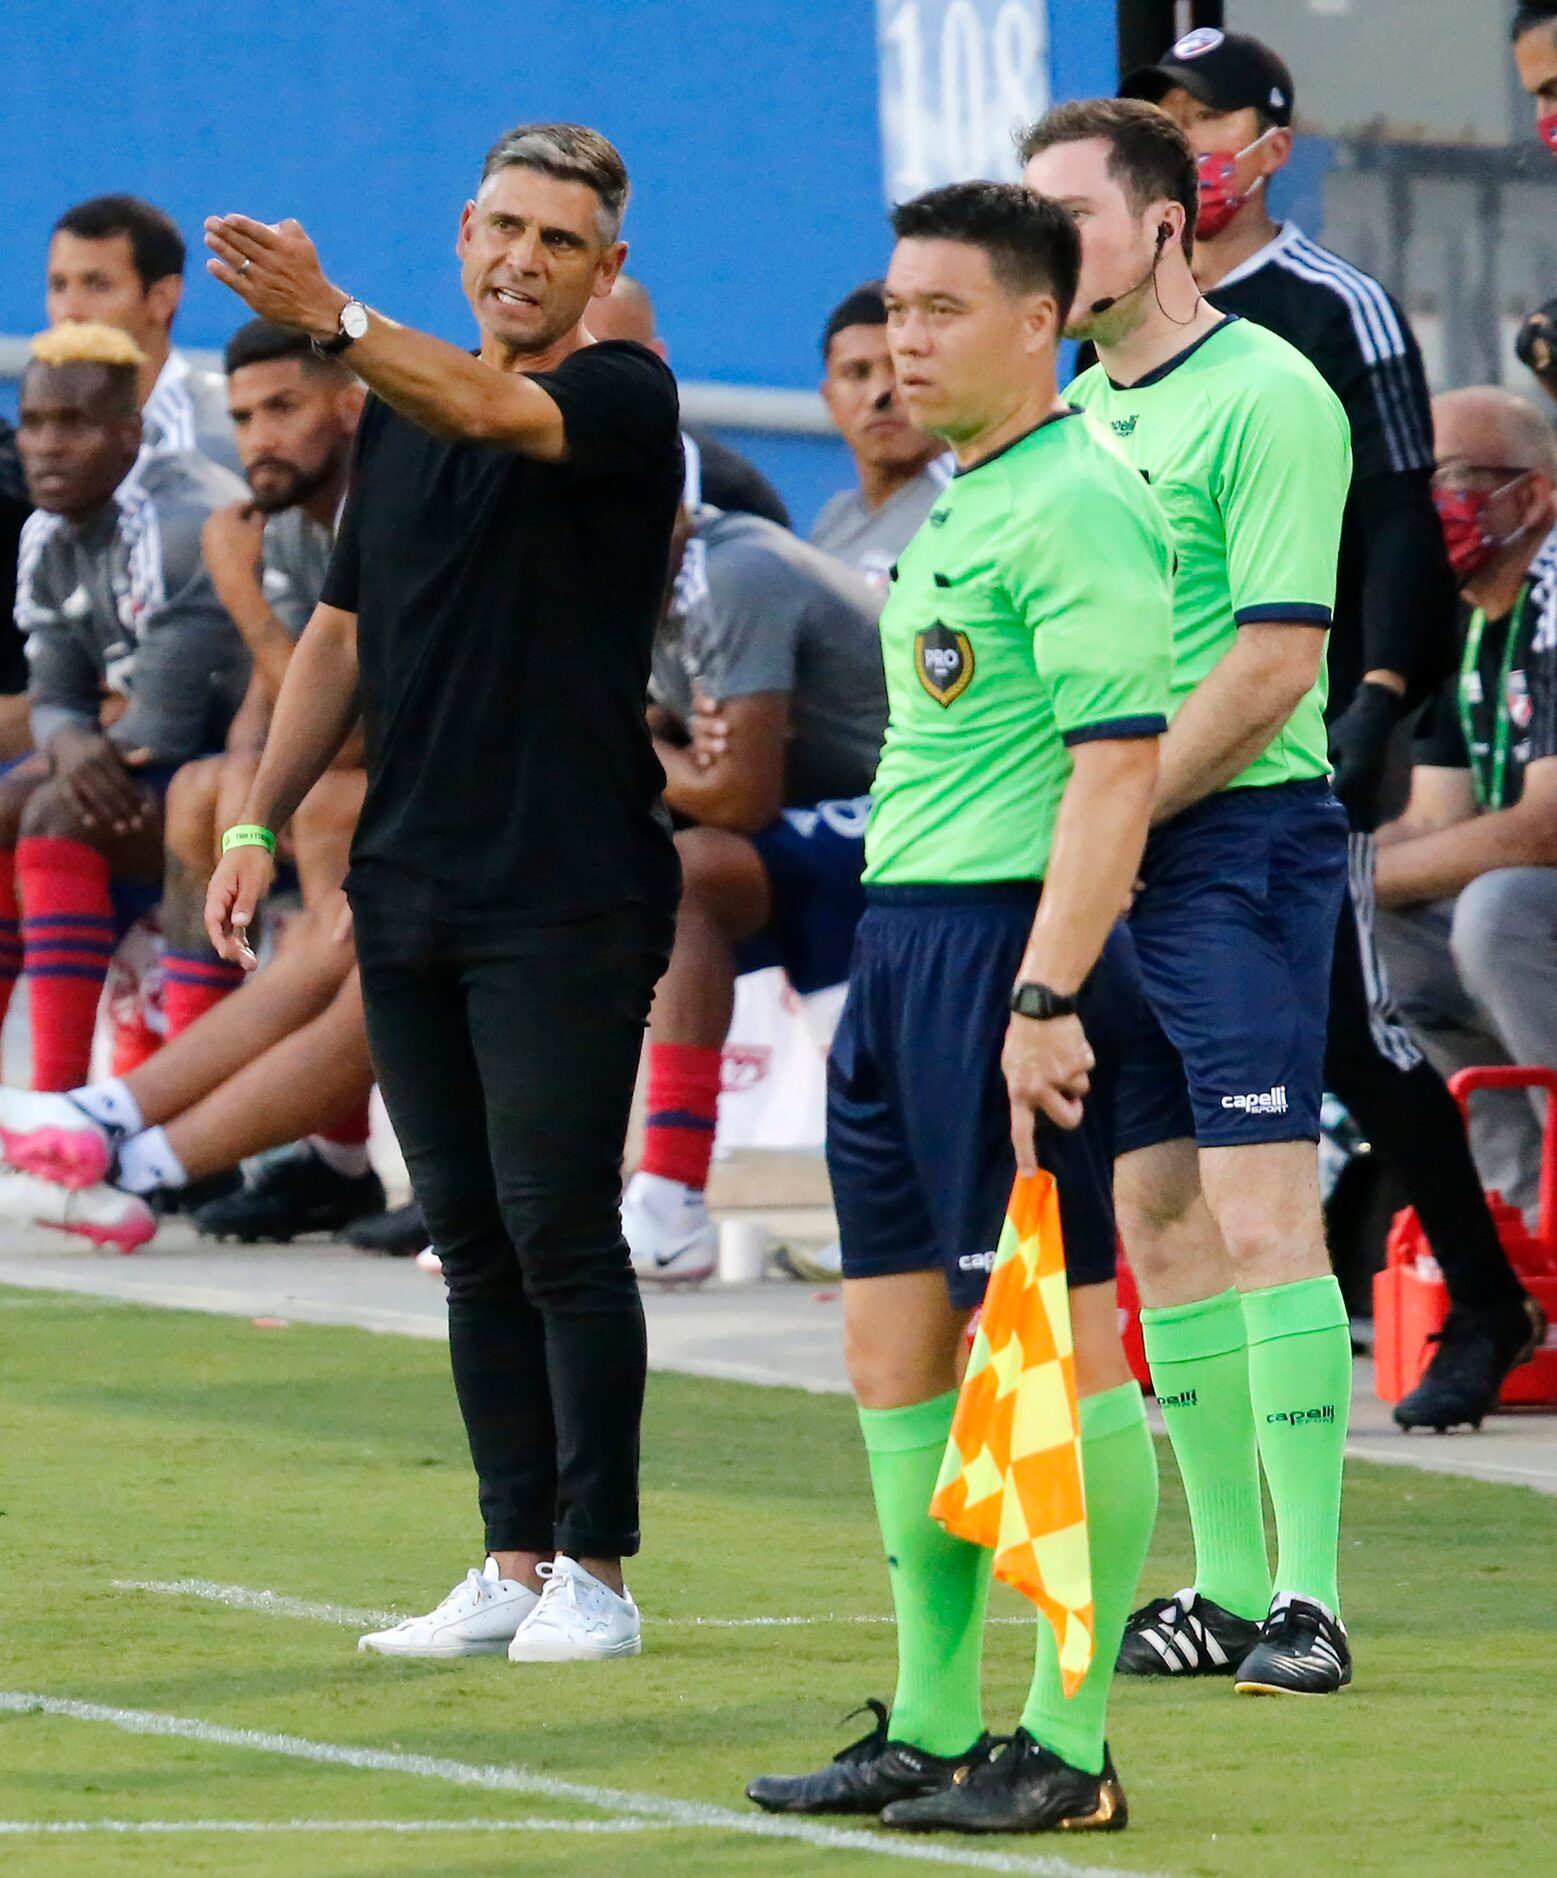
left=826, top=883, right=1142, bottom=1310
left=1115, top=778, right=1349, bottom=1154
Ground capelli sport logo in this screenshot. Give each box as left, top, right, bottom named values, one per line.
left=1157, top=1388, right=1198, bottom=1410
left=1265, top=1405, right=1336, bottom=1425
left=1111, top=415, right=1138, bottom=437
left=916, top=621, right=974, bottom=706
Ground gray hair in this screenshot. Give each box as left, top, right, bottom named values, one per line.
left=478, top=122, right=630, bottom=245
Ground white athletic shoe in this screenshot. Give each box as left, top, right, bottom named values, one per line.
left=0, top=1169, right=154, bottom=1253
left=415, top=1246, right=443, bottom=1276
left=622, top=1171, right=716, bottom=1284
left=507, top=1555, right=642, bottom=1662
left=0, top=1087, right=112, bottom=1188
left=357, top=1558, right=539, bottom=1657
left=773, top=1239, right=842, bottom=1283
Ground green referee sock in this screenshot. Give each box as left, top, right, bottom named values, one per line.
left=858, top=1392, right=990, bottom=1757
left=1141, top=1288, right=1270, bottom=1621
left=1020, top=1382, right=1158, bottom=1776
left=1241, top=1276, right=1351, bottom=1614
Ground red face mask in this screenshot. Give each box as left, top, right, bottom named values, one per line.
left=1432, top=476, right=1530, bottom=581
left=1195, top=129, right=1275, bottom=239
left=1541, top=112, right=1557, bottom=156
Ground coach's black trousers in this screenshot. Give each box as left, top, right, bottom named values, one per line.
left=353, top=894, right=672, bottom=1559
left=1325, top=839, right=1525, bottom=1316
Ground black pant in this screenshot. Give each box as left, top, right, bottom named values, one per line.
left=1326, top=849, right=1525, bottom=1314
left=353, top=894, right=672, bottom=1558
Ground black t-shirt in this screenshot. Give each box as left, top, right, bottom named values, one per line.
left=1414, top=531, right=1557, bottom=809
left=0, top=421, right=31, bottom=696
left=1204, top=225, right=1456, bottom=718
left=320, top=340, right=683, bottom=919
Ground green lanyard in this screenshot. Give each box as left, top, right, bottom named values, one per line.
left=1458, top=585, right=1527, bottom=811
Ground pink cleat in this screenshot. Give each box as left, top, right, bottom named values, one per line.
left=0, top=1170, right=155, bottom=1253
left=0, top=1088, right=112, bottom=1189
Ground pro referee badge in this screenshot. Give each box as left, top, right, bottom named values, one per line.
left=915, top=620, right=974, bottom=706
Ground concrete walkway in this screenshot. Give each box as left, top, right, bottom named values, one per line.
left=4, top=1205, right=1557, bottom=1496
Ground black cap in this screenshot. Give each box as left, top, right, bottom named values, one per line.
left=822, top=280, right=886, bottom=355
left=1120, top=28, right=1295, bottom=128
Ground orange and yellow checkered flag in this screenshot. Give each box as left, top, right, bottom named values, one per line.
left=929, top=1171, right=1094, bottom=1695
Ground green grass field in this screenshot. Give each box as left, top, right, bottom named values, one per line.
left=0, top=1289, right=1553, bottom=1878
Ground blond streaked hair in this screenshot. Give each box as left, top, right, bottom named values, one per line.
left=31, top=320, right=147, bottom=368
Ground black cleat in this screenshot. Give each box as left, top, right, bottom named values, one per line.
left=881, top=1730, right=1127, bottom=1835
left=1393, top=1296, right=1547, bottom=1432
left=746, top=1700, right=988, bottom=1817
left=152, top=1168, right=242, bottom=1217
left=340, top=1199, right=427, bottom=1256
left=1116, top=1588, right=1260, bottom=1678
left=1235, top=1597, right=1351, bottom=1696
left=192, top=1143, right=385, bottom=1243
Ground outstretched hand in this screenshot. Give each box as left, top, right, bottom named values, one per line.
left=204, top=214, right=346, bottom=339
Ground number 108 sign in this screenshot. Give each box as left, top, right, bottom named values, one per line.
left=877, top=0, right=1051, bottom=201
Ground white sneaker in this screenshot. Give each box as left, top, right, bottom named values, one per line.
left=773, top=1239, right=842, bottom=1283
left=0, top=1170, right=155, bottom=1253
left=507, top=1555, right=642, bottom=1662
left=623, top=1171, right=716, bottom=1284
left=0, top=1088, right=112, bottom=1188
left=357, top=1558, right=539, bottom=1657
left=415, top=1246, right=443, bottom=1276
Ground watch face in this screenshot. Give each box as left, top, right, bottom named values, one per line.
left=341, top=301, right=370, bottom=340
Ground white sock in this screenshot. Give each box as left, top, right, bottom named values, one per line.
left=71, top=1077, right=143, bottom=1136
left=628, top=1169, right=704, bottom=1215
left=309, top=1135, right=371, bottom=1178
left=116, top=1126, right=187, bottom=1195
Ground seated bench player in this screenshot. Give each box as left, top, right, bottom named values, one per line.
left=622, top=503, right=886, bottom=1281
left=2, top=321, right=248, bottom=1091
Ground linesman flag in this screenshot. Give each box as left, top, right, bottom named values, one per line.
left=929, top=1171, right=1094, bottom=1695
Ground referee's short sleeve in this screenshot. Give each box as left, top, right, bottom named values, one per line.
left=532, top=342, right=681, bottom=481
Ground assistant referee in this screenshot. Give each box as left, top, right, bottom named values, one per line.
left=203, top=123, right=682, bottom=1664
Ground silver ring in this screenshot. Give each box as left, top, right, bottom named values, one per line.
left=238, top=257, right=252, bottom=276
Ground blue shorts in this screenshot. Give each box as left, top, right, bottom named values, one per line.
left=736, top=795, right=869, bottom=995
left=826, top=883, right=1142, bottom=1309
left=1116, top=778, right=1348, bottom=1154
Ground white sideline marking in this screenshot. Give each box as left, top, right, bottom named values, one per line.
left=0, top=1817, right=667, bottom=1835
left=0, top=1692, right=1164, bottom=1878
left=114, top=1578, right=1035, bottom=1631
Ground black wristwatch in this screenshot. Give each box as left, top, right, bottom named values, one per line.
left=1010, top=981, right=1079, bottom=1021
left=313, top=298, right=370, bottom=357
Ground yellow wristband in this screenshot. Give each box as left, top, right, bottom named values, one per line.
left=221, top=824, right=276, bottom=857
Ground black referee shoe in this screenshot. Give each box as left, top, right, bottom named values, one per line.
left=1393, top=1296, right=1547, bottom=1432
left=1116, top=1588, right=1261, bottom=1677
left=745, top=1701, right=988, bottom=1816
left=1235, top=1597, right=1352, bottom=1696
left=340, top=1199, right=427, bottom=1257
left=192, top=1143, right=385, bottom=1243
left=881, top=1731, right=1127, bottom=1835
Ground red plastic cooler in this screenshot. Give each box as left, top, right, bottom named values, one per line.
left=1373, top=1066, right=1557, bottom=1407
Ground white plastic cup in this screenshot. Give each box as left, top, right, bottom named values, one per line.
left=718, top=1217, right=770, bottom=1284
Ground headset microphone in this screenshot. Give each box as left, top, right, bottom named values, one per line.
left=1089, top=222, right=1172, bottom=316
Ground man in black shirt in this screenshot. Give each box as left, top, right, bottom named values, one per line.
left=1378, top=388, right=1557, bottom=1265
left=202, top=122, right=682, bottom=1664
left=1123, top=30, right=1541, bottom=1437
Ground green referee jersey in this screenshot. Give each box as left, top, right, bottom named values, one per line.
left=1068, top=314, right=1352, bottom=791
left=864, top=408, right=1174, bottom=886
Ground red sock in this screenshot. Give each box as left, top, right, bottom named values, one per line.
left=319, top=1097, right=372, bottom=1147
left=0, top=849, right=20, bottom=1034
left=17, top=837, right=115, bottom=1091
left=162, top=950, right=246, bottom=1042
left=640, top=1042, right=723, bottom=1190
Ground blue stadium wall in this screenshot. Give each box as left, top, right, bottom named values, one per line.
left=3, top=2, right=1306, bottom=528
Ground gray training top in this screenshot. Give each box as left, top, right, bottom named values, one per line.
left=141, top=350, right=241, bottom=475
left=262, top=506, right=335, bottom=637
left=653, top=505, right=887, bottom=807
left=808, top=455, right=954, bottom=599
left=15, top=449, right=251, bottom=764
